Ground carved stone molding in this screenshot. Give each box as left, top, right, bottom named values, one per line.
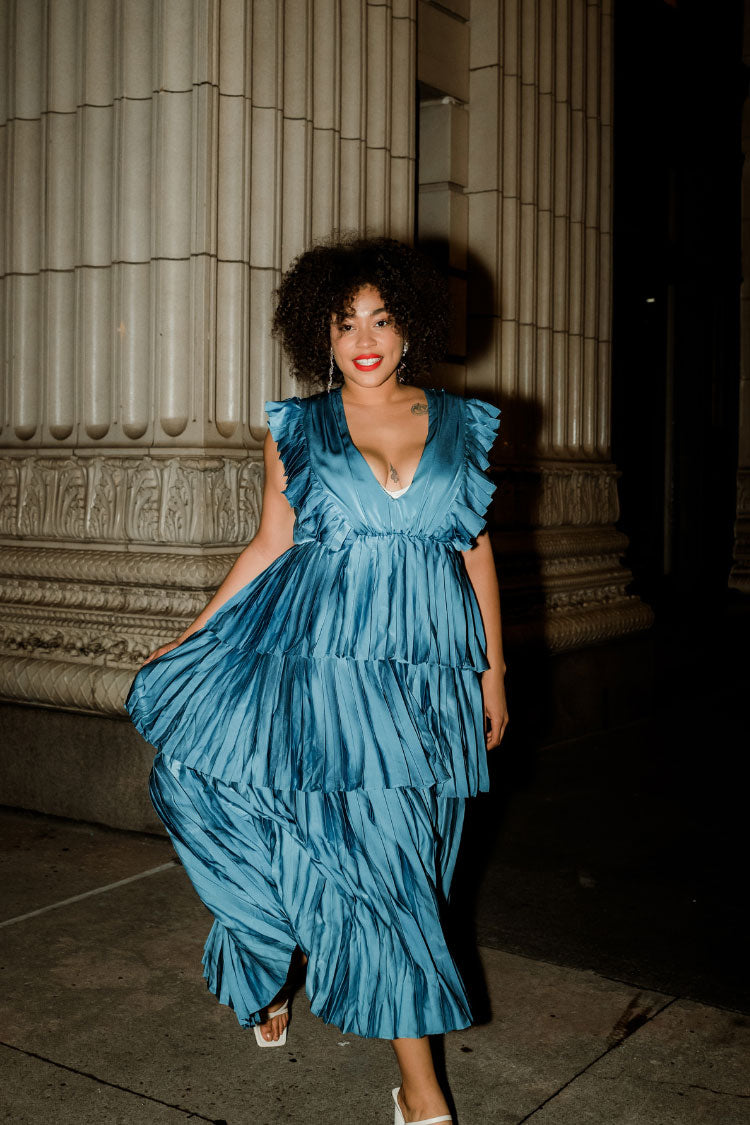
left=0, top=609, right=164, bottom=667
left=0, top=543, right=240, bottom=715
left=0, top=543, right=242, bottom=716
left=0, top=605, right=195, bottom=716
left=0, top=458, right=654, bottom=717
left=503, top=601, right=655, bottom=652
left=491, top=522, right=654, bottom=649
left=491, top=464, right=621, bottom=529
left=0, top=545, right=238, bottom=592
left=485, top=464, right=653, bottom=650
left=0, top=453, right=263, bottom=547
left=0, top=655, right=134, bottom=716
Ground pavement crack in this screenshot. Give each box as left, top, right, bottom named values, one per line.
left=0, top=1039, right=226, bottom=1122
left=686, top=1083, right=750, bottom=1099
left=513, top=996, right=678, bottom=1123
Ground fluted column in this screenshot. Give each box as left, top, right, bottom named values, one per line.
left=466, top=0, right=652, bottom=648
left=0, top=0, right=418, bottom=715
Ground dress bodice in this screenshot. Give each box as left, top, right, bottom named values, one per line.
left=264, top=385, right=501, bottom=553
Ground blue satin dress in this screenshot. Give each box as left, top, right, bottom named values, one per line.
left=126, top=384, right=501, bottom=1040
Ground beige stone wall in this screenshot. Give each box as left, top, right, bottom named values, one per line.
left=0, top=0, right=653, bottom=725
left=413, top=0, right=651, bottom=648
left=0, top=0, right=417, bottom=714
left=463, top=0, right=651, bottom=647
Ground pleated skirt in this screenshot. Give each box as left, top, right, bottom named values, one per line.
left=150, top=753, right=473, bottom=1040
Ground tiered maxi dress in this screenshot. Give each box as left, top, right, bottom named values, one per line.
left=126, top=384, right=501, bottom=1041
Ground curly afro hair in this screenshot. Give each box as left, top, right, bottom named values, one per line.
left=272, top=235, right=450, bottom=390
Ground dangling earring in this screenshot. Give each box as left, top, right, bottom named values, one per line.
left=327, top=348, right=334, bottom=393
left=397, top=340, right=409, bottom=383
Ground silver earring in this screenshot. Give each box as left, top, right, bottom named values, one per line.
left=327, top=349, right=334, bottom=393
left=397, top=340, right=409, bottom=383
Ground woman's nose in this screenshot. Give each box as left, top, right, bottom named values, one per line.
left=355, top=324, right=376, bottom=348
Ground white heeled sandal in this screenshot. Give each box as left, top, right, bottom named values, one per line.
left=392, top=1087, right=452, bottom=1125
left=253, top=998, right=289, bottom=1048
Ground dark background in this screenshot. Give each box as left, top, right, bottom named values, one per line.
left=453, top=0, right=750, bottom=1021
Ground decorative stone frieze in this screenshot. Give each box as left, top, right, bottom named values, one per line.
left=491, top=465, right=621, bottom=529
left=0, top=454, right=263, bottom=547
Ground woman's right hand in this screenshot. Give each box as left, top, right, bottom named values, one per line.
left=141, top=638, right=185, bottom=667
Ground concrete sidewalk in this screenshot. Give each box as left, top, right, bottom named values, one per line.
left=1, top=809, right=748, bottom=1125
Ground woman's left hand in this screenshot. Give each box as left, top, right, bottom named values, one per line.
left=481, top=666, right=509, bottom=750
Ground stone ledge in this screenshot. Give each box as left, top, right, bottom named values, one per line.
left=0, top=545, right=239, bottom=588
left=505, top=599, right=655, bottom=653
left=0, top=702, right=163, bottom=833
left=0, top=656, right=134, bottom=716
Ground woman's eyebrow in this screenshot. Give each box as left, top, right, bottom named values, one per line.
left=337, top=306, right=389, bottom=320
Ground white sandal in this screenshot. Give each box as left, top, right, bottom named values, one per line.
left=253, top=998, right=289, bottom=1048
left=392, top=1087, right=452, bottom=1125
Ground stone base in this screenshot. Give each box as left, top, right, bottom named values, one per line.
left=493, top=525, right=655, bottom=652
left=0, top=703, right=163, bottom=834
left=0, top=630, right=659, bottom=833
left=0, top=545, right=238, bottom=715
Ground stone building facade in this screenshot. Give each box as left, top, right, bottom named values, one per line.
left=0, top=0, right=658, bottom=828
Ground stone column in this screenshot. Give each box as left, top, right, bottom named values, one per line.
left=415, top=1, right=469, bottom=388
left=466, top=0, right=652, bottom=648
left=730, top=1, right=750, bottom=593
left=0, top=0, right=417, bottom=716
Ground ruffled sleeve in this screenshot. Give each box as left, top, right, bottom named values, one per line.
left=446, top=396, right=501, bottom=551
left=264, top=396, right=356, bottom=550
left=264, top=397, right=309, bottom=513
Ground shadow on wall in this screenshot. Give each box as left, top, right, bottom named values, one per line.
left=418, top=241, right=551, bottom=1022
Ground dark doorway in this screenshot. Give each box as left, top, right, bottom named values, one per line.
left=611, top=0, right=744, bottom=611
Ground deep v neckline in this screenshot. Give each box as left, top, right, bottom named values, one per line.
left=333, top=385, right=435, bottom=498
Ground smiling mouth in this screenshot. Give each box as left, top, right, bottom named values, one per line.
left=353, top=355, right=383, bottom=370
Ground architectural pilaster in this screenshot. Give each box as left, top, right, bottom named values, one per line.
left=0, top=0, right=418, bottom=715
left=465, top=0, right=652, bottom=647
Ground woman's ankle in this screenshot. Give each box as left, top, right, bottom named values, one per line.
left=398, top=1081, right=449, bottom=1117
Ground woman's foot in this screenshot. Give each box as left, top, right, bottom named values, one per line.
left=256, top=948, right=308, bottom=1044
left=256, top=993, right=290, bottom=1043
left=395, top=1085, right=452, bottom=1123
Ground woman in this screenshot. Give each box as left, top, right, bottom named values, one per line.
left=126, top=236, right=508, bottom=1125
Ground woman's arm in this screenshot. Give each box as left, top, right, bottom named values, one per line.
left=142, top=429, right=296, bottom=664
left=461, top=530, right=509, bottom=749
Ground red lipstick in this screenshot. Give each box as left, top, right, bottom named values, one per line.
left=352, top=354, right=383, bottom=372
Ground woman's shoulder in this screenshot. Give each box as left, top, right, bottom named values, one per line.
left=264, top=388, right=326, bottom=410
left=432, top=386, right=501, bottom=422
left=264, top=389, right=329, bottom=426
left=427, top=387, right=501, bottom=550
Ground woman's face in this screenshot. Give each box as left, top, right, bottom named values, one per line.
left=329, top=285, right=405, bottom=387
